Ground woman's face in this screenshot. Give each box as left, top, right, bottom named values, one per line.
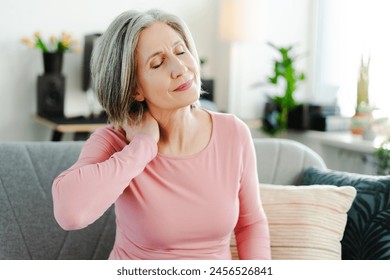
left=135, top=22, right=200, bottom=113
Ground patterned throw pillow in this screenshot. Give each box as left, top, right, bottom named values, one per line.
left=230, top=184, right=356, bottom=260
left=302, top=167, right=390, bottom=260
left=260, top=184, right=356, bottom=260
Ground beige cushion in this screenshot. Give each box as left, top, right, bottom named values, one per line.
left=230, top=184, right=356, bottom=260
left=260, top=184, right=356, bottom=259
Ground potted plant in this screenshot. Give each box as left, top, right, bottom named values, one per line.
left=261, top=42, right=305, bottom=136
left=22, top=32, right=80, bottom=74
left=376, top=138, right=390, bottom=175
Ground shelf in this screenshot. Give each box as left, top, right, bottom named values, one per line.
left=33, top=114, right=108, bottom=141
left=295, top=130, right=385, bottom=154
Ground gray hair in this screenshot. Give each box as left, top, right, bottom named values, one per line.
left=91, top=9, right=200, bottom=127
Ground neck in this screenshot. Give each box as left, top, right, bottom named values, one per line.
left=153, top=106, right=198, bottom=156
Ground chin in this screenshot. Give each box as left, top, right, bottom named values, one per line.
left=191, top=90, right=201, bottom=103
left=180, top=94, right=199, bottom=110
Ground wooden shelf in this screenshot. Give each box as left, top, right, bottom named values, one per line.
left=33, top=114, right=108, bottom=141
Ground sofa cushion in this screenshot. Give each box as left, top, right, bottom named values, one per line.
left=260, top=184, right=356, bottom=260
left=302, top=167, right=390, bottom=260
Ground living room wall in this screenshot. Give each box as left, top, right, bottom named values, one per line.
left=215, top=0, right=313, bottom=120
left=0, top=0, right=312, bottom=141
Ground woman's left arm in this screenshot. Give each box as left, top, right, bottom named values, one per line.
left=234, top=127, right=271, bottom=260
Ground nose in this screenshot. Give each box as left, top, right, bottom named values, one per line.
left=170, top=56, right=187, bottom=79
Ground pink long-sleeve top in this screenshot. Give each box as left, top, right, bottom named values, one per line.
left=52, top=111, right=271, bottom=260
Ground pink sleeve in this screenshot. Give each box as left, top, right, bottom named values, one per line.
left=234, top=126, right=271, bottom=260
left=52, top=129, right=157, bottom=230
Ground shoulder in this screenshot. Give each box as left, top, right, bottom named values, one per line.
left=93, top=125, right=125, bottom=139
left=210, top=111, right=251, bottom=139
left=85, top=125, right=127, bottom=152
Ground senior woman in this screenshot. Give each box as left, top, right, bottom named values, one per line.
left=52, top=9, right=271, bottom=260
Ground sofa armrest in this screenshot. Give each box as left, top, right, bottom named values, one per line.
left=253, top=138, right=327, bottom=185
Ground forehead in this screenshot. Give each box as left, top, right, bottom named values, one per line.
left=137, top=22, right=184, bottom=56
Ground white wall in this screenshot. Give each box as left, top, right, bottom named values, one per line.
left=0, top=0, right=312, bottom=141
left=216, top=0, right=314, bottom=120
left=312, top=0, right=390, bottom=119
left=0, top=0, right=219, bottom=141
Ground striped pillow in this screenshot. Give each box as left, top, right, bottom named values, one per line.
left=260, top=184, right=356, bottom=260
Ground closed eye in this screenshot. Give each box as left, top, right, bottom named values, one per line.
left=175, top=43, right=187, bottom=56
left=151, top=59, right=164, bottom=69
left=152, top=62, right=163, bottom=69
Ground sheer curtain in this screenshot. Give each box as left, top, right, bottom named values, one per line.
left=312, top=0, right=390, bottom=119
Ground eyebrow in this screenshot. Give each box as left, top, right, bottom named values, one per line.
left=146, top=40, right=184, bottom=62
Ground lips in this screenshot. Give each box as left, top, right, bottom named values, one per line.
left=174, top=79, right=193, bottom=91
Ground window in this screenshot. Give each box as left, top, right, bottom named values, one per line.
left=313, top=0, right=390, bottom=119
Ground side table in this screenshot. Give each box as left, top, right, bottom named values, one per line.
left=33, top=114, right=108, bottom=141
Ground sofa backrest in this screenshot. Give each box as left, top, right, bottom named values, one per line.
left=0, top=141, right=115, bottom=260
left=253, top=138, right=327, bottom=185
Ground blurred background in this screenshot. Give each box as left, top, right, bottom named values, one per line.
left=1, top=0, right=389, bottom=141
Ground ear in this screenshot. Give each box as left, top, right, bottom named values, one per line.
left=134, top=91, right=145, bottom=102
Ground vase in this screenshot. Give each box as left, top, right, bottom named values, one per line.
left=42, top=52, right=63, bottom=74
left=350, top=111, right=371, bottom=135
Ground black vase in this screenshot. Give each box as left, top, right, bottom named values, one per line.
left=42, top=52, right=63, bottom=74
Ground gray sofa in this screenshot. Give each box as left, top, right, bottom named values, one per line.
left=0, top=141, right=115, bottom=259
left=0, top=139, right=326, bottom=260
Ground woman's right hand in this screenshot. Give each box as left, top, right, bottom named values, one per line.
left=122, top=111, right=160, bottom=143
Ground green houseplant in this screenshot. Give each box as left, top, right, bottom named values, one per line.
left=262, top=42, right=305, bottom=136
left=376, top=138, right=390, bottom=175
